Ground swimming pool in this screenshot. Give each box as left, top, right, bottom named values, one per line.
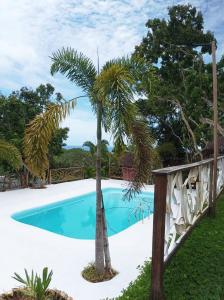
left=12, top=188, right=154, bottom=239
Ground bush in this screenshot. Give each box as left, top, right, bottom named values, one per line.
left=12, top=268, right=53, bottom=300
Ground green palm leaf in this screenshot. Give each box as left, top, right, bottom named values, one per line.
left=50, top=47, right=97, bottom=94
left=97, top=60, right=154, bottom=194
left=128, top=118, right=154, bottom=194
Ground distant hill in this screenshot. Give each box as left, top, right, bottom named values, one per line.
left=64, top=145, right=113, bottom=152
left=63, top=145, right=83, bottom=150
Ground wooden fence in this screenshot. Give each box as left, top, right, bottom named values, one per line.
left=150, top=156, right=224, bottom=299
left=49, top=167, right=84, bottom=184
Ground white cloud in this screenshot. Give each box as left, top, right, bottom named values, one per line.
left=0, top=0, right=223, bottom=145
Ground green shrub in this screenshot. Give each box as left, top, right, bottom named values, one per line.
left=13, top=268, right=53, bottom=300
left=115, top=262, right=151, bottom=300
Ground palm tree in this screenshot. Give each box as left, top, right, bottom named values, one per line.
left=83, top=140, right=109, bottom=156
left=82, top=141, right=96, bottom=156
left=83, top=140, right=109, bottom=178
left=24, top=48, right=154, bottom=275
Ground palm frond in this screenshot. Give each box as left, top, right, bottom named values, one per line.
left=102, top=56, right=151, bottom=83
left=95, top=63, right=136, bottom=134
left=0, top=140, right=22, bottom=170
left=127, top=119, right=154, bottom=195
left=96, top=61, right=154, bottom=195
left=24, top=100, right=76, bottom=178
left=50, top=47, right=97, bottom=94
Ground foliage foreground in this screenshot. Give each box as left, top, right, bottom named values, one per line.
left=115, top=194, right=224, bottom=300
left=0, top=289, right=72, bottom=300
left=0, top=268, right=72, bottom=300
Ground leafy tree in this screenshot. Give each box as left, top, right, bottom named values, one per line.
left=52, top=148, right=92, bottom=168
left=83, top=140, right=110, bottom=176
left=0, top=139, right=22, bottom=170
left=23, top=48, right=154, bottom=275
left=134, top=4, right=222, bottom=164
left=0, top=84, right=69, bottom=171
left=48, top=127, right=69, bottom=167
left=52, top=148, right=96, bottom=178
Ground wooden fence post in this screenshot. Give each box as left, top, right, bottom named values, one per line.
left=150, top=173, right=167, bottom=300
left=212, top=40, right=218, bottom=216
left=208, top=161, right=214, bottom=217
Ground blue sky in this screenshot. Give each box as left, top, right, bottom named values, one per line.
left=0, top=0, right=223, bottom=146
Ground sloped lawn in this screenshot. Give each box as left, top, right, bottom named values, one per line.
left=115, top=194, right=224, bottom=300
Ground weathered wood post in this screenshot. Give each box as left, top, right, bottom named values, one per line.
left=212, top=40, right=218, bottom=215
left=208, top=161, right=214, bottom=216
left=150, top=171, right=168, bottom=300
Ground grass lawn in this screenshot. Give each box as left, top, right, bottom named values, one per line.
left=115, top=194, right=224, bottom=300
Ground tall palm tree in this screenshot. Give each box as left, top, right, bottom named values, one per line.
left=24, top=48, right=154, bottom=275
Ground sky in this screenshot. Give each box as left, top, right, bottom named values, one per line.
left=0, top=0, right=223, bottom=146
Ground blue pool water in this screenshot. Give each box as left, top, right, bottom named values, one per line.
left=12, top=188, right=154, bottom=239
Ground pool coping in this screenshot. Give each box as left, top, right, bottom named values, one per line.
left=0, top=179, right=154, bottom=300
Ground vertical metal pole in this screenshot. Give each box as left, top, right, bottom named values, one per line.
left=150, top=173, right=167, bottom=300
left=212, top=41, right=218, bottom=214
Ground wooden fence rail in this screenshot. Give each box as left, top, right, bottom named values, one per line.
left=49, top=167, right=84, bottom=184
left=150, top=156, right=224, bottom=299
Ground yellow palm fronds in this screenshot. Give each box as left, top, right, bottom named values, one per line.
left=23, top=101, right=76, bottom=178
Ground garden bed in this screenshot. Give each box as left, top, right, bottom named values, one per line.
left=0, top=288, right=73, bottom=300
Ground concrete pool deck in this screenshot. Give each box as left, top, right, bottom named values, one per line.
left=0, top=179, right=154, bottom=300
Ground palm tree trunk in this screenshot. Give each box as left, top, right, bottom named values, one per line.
left=101, top=194, right=112, bottom=271
left=95, top=101, right=105, bottom=274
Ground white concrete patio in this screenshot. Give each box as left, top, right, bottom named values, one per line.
left=0, top=179, right=154, bottom=300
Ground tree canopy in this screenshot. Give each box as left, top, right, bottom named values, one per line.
left=0, top=84, right=69, bottom=171
left=134, top=4, right=223, bottom=165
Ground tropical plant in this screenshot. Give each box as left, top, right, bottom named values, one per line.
left=83, top=139, right=109, bottom=157
left=0, top=139, right=22, bottom=170
left=82, top=141, right=96, bottom=156
left=83, top=140, right=109, bottom=177
left=0, top=84, right=69, bottom=172
left=24, top=48, right=155, bottom=275
left=13, top=267, right=53, bottom=300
